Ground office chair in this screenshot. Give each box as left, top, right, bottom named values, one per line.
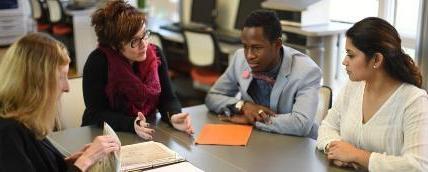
left=148, top=32, right=164, bottom=50
left=29, top=0, right=50, bottom=32
left=58, top=77, right=85, bottom=130
left=46, top=0, right=73, bottom=36
left=314, top=86, right=333, bottom=125
left=46, top=0, right=76, bottom=67
left=183, top=28, right=228, bottom=91
left=149, top=32, right=180, bottom=80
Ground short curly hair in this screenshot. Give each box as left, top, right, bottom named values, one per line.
left=243, top=9, right=281, bottom=43
left=91, top=0, right=145, bottom=50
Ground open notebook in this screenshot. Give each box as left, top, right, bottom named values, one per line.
left=87, top=123, right=201, bottom=172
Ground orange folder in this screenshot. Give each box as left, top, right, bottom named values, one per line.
left=195, top=124, right=253, bottom=146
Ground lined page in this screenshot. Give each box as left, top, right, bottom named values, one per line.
left=120, top=141, right=185, bottom=171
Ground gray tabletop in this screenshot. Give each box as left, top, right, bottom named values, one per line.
left=49, top=105, right=352, bottom=172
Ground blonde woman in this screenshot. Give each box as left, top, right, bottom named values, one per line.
left=0, top=33, right=120, bottom=171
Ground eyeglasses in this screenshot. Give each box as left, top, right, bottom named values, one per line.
left=130, top=30, right=151, bottom=48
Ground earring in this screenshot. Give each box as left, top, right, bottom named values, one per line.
left=373, top=65, right=376, bottom=69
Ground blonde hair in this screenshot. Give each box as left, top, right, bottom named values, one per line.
left=0, top=33, right=70, bottom=139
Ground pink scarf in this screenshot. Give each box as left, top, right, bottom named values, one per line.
left=99, top=44, right=161, bottom=117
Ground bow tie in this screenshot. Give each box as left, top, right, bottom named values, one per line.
left=252, top=72, right=276, bottom=86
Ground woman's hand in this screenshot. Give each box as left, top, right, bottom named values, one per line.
left=328, top=141, right=371, bottom=169
left=64, top=144, right=90, bottom=163
left=332, top=159, right=349, bottom=167
left=327, top=141, right=360, bottom=163
left=170, top=112, right=194, bottom=134
left=73, top=135, right=120, bottom=171
left=134, top=112, right=155, bottom=140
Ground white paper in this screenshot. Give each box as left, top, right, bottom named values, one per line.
left=145, top=162, right=204, bottom=172
left=90, top=123, right=189, bottom=172
left=120, top=141, right=185, bottom=171
left=87, top=122, right=121, bottom=172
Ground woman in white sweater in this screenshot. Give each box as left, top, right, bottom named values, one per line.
left=316, top=17, right=428, bottom=171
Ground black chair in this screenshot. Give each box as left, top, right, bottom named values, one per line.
left=314, top=86, right=333, bottom=125
left=46, top=0, right=75, bottom=65
left=182, top=28, right=228, bottom=91
left=148, top=31, right=181, bottom=80
left=29, top=0, right=50, bottom=32
left=46, top=0, right=73, bottom=36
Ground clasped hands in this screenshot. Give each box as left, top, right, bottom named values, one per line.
left=219, top=101, right=276, bottom=124
left=326, top=141, right=366, bottom=170
left=134, top=112, right=194, bottom=140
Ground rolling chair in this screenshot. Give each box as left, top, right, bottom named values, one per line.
left=46, top=0, right=75, bottom=66
left=148, top=31, right=164, bottom=50
left=29, top=0, right=51, bottom=32
left=314, top=86, right=333, bottom=126
left=182, top=28, right=228, bottom=91
left=149, top=31, right=179, bottom=79
left=46, top=0, right=73, bottom=36
left=58, top=77, right=85, bottom=130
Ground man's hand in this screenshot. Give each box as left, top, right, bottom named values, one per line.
left=218, top=114, right=253, bottom=124
left=230, top=115, right=254, bottom=124
left=240, top=102, right=276, bottom=124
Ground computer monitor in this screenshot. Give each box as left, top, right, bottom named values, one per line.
left=190, top=0, right=216, bottom=27
left=0, top=0, right=23, bottom=16
left=234, top=0, right=264, bottom=30
left=0, top=0, right=18, bottom=10
left=180, top=0, right=216, bottom=28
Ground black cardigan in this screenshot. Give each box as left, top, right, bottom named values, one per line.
left=0, top=118, right=70, bottom=172
left=81, top=47, right=182, bottom=132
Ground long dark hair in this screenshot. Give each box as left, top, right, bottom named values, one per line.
left=346, top=17, right=422, bottom=88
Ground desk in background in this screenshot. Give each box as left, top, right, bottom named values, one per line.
left=49, top=105, right=351, bottom=172
left=65, top=7, right=349, bottom=88
left=65, top=7, right=97, bottom=75
left=64, top=5, right=241, bottom=75
left=156, top=21, right=351, bottom=87
left=281, top=22, right=351, bottom=87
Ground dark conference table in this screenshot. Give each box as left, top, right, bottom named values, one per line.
left=49, top=105, right=352, bottom=172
